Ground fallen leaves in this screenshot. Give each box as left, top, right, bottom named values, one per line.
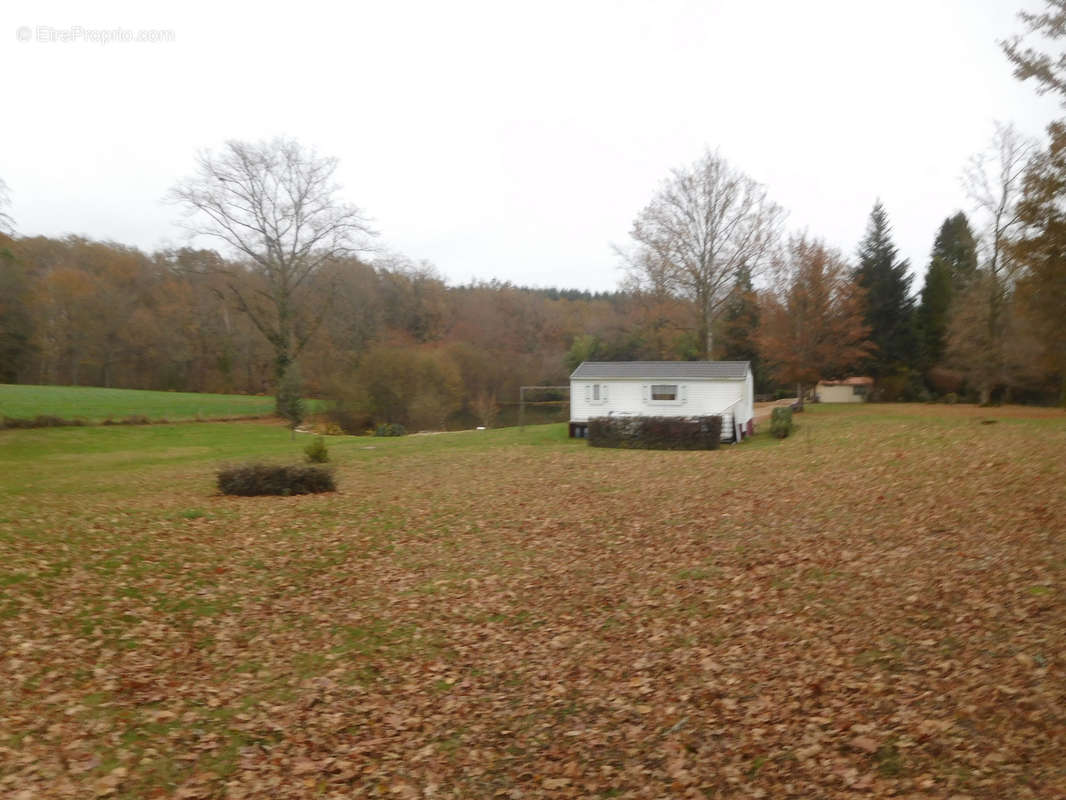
left=0, top=405, right=1064, bottom=798
left=849, top=735, right=880, bottom=754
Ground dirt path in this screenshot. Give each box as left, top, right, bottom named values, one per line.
left=753, top=398, right=797, bottom=426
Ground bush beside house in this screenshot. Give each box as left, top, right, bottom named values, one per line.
left=588, top=415, right=722, bottom=450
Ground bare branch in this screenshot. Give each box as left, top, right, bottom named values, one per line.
left=0, top=178, right=15, bottom=236
left=167, top=137, right=378, bottom=396
left=618, top=149, right=785, bottom=357
left=962, top=122, right=1038, bottom=282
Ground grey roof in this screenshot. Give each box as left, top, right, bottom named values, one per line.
left=570, top=361, right=750, bottom=380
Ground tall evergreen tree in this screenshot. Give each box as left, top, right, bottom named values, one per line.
left=915, top=213, right=978, bottom=369
left=716, top=265, right=771, bottom=390
left=854, top=202, right=916, bottom=376
left=916, top=257, right=952, bottom=370
left=933, top=212, right=979, bottom=290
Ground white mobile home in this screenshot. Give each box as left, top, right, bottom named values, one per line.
left=569, top=361, right=755, bottom=441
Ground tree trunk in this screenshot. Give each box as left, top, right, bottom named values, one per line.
left=698, top=299, right=712, bottom=360
left=273, top=290, right=294, bottom=413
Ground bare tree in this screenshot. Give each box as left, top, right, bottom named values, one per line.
left=169, top=138, right=375, bottom=402
left=620, top=150, right=784, bottom=358
left=963, top=122, right=1037, bottom=287
left=0, top=178, right=15, bottom=235
left=952, top=123, right=1038, bottom=403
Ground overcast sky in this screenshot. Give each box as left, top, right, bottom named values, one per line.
left=1, top=0, right=1059, bottom=291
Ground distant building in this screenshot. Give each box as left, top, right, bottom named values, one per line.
left=569, top=361, right=754, bottom=441
left=815, top=376, right=873, bottom=403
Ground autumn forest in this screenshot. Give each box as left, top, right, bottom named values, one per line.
left=2, top=15, right=1066, bottom=424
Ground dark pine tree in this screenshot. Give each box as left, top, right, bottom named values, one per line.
left=915, top=212, right=978, bottom=370
left=854, top=202, right=916, bottom=376
left=0, top=237, right=32, bottom=383
left=916, top=256, right=952, bottom=370
left=717, top=266, right=771, bottom=392
left=933, top=212, right=979, bottom=291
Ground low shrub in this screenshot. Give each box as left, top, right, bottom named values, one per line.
left=375, top=422, right=406, bottom=437
left=321, top=377, right=374, bottom=434
left=216, top=463, right=336, bottom=496
left=304, top=435, right=329, bottom=463
left=328, top=407, right=373, bottom=435
left=926, top=366, right=965, bottom=396
left=942, top=392, right=959, bottom=405
left=588, top=415, right=722, bottom=450
left=770, top=407, right=793, bottom=439
left=1, top=415, right=88, bottom=429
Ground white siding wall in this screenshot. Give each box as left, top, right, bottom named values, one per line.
left=571, top=378, right=748, bottom=431
left=743, top=371, right=754, bottom=424
left=817, top=384, right=864, bottom=403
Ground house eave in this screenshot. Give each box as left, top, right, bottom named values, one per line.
left=572, top=375, right=748, bottom=382
left=568, top=360, right=752, bottom=381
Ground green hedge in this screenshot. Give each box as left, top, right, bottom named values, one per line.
left=0, top=414, right=88, bottom=429
left=770, top=407, right=793, bottom=438
left=216, top=463, right=336, bottom=496
left=587, top=415, right=722, bottom=450
left=0, top=414, right=197, bottom=429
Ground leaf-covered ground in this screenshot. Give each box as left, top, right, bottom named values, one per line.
left=1, top=405, right=1063, bottom=799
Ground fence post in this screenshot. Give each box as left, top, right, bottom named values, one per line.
left=517, top=385, right=569, bottom=432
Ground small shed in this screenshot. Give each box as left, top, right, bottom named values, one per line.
left=815, top=376, right=873, bottom=403
left=569, top=361, right=755, bottom=441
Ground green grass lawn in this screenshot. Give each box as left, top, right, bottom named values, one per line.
left=0, top=384, right=288, bottom=423
left=0, top=419, right=574, bottom=498
left=0, top=405, right=1063, bottom=799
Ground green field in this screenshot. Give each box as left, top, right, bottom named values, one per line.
left=0, top=384, right=281, bottom=423
left=0, top=406, right=1063, bottom=798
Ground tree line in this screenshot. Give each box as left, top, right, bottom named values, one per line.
left=1, top=2, right=1064, bottom=423
left=0, top=230, right=743, bottom=428
left=0, top=144, right=1062, bottom=426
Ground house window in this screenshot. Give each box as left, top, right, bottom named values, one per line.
left=852, top=385, right=868, bottom=397
left=651, top=384, right=677, bottom=401
left=586, top=383, right=608, bottom=404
